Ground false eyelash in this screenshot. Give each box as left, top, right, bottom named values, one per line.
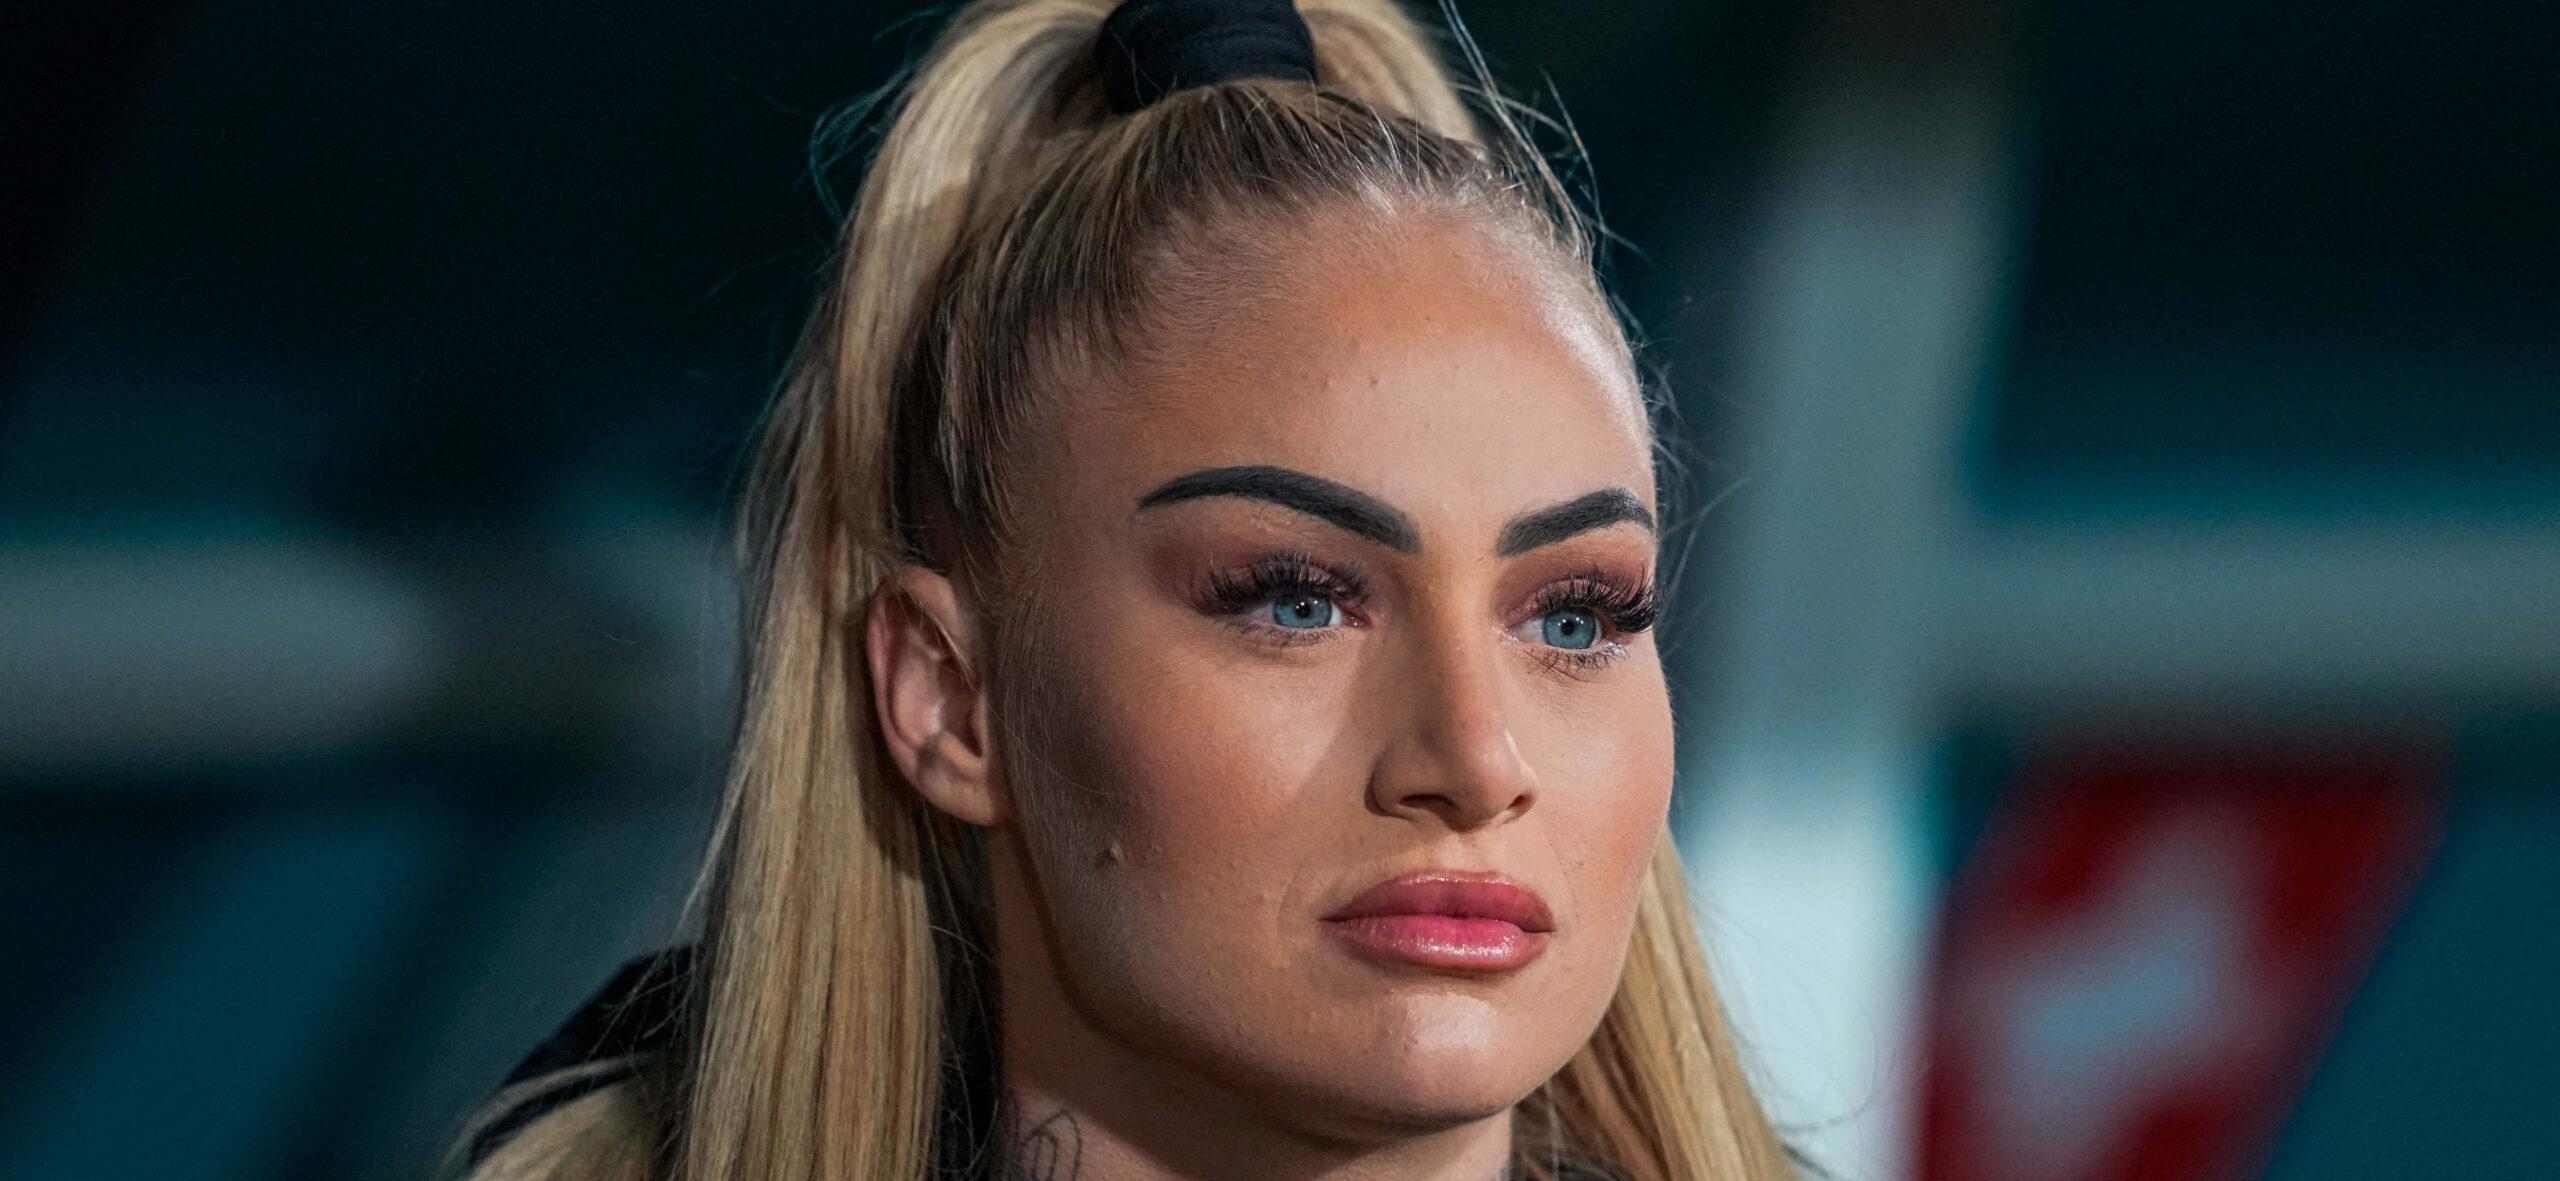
left=1197, top=551, right=1371, bottom=618
left=1528, top=571, right=1660, bottom=637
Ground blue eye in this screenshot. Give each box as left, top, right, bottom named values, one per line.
left=1540, top=607, right=1601, bottom=649
left=1270, top=594, right=1339, bottom=629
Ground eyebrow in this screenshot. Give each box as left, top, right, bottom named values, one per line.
left=1137, top=465, right=1421, bottom=553
left=1495, top=487, right=1656, bottom=557
left=1135, top=465, right=1655, bottom=557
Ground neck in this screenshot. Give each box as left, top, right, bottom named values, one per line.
left=992, top=1080, right=1515, bottom=1181
left=989, top=841, right=1517, bottom=1181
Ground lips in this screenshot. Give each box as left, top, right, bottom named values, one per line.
left=1320, top=872, right=1555, bottom=972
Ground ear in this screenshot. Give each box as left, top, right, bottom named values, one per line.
left=864, top=564, right=1008, bottom=827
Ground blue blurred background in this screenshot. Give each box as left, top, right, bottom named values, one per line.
left=3, top=1, right=2552, bottom=1178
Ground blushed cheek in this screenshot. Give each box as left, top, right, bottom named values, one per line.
left=1615, top=781, right=1674, bottom=899
left=1570, top=726, right=1676, bottom=943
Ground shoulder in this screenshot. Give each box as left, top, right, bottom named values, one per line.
left=458, top=946, right=693, bottom=1174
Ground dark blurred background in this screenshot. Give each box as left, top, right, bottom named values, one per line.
left=4, top=1, right=2553, bottom=1178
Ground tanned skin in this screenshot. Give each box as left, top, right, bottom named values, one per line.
left=869, top=212, right=1670, bottom=1181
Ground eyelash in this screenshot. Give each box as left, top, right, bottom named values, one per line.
left=1196, top=553, right=1660, bottom=673
left=1199, top=552, right=1371, bottom=644
left=1526, top=571, right=1661, bottom=673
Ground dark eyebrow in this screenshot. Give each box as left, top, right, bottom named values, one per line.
left=1135, top=465, right=1421, bottom=553
left=1495, top=488, right=1655, bottom=557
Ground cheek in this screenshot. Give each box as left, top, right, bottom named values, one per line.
left=1533, top=667, right=1677, bottom=943
left=997, top=584, right=1680, bottom=1108
left=1004, top=616, right=1350, bottom=946
left=998, top=615, right=1375, bottom=1089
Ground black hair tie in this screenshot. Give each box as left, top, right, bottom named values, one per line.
left=1096, top=0, right=1318, bottom=114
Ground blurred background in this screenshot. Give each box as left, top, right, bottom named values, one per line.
left=4, top=0, right=2553, bottom=1178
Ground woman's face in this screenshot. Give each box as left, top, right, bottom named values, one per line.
left=985, top=211, right=1673, bottom=1143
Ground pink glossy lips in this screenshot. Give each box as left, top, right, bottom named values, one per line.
left=1321, top=872, right=1555, bottom=972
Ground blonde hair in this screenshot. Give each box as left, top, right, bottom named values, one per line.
left=452, top=2, right=1793, bottom=1179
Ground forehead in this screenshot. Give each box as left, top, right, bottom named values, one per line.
left=1047, top=213, right=1653, bottom=536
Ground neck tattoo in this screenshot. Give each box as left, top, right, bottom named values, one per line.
left=1007, top=1109, right=1084, bottom=1181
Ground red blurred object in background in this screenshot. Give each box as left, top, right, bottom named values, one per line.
left=1920, top=748, right=2441, bottom=1181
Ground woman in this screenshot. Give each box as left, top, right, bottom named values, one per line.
left=450, top=0, right=1795, bottom=1178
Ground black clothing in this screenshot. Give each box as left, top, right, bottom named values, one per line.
left=465, top=948, right=688, bottom=1169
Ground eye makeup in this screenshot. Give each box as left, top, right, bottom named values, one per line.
left=1185, top=545, right=1661, bottom=670
left=1523, top=570, right=1659, bottom=637
left=1513, top=566, right=1659, bottom=677
left=1192, top=550, right=1374, bottom=645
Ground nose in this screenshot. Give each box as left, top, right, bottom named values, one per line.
left=1366, top=619, right=1539, bottom=831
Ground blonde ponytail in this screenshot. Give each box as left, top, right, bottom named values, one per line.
left=448, top=4, right=1791, bottom=1180
left=684, top=7, right=1119, bottom=1180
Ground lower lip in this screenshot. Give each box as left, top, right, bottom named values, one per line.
left=1323, top=915, right=1549, bottom=971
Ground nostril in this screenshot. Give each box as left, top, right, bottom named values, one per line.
left=1387, top=779, right=1530, bottom=830
left=1395, top=789, right=1462, bottom=818
left=1366, top=679, right=1539, bottom=827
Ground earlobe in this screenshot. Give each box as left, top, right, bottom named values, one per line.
left=864, top=565, right=1009, bottom=827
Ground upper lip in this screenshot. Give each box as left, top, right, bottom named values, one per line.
left=1322, top=871, right=1556, bottom=933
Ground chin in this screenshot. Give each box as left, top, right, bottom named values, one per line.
left=1314, top=1058, right=1546, bottom=1134
left=1292, top=992, right=1567, bottom=1132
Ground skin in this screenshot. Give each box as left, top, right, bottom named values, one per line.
left=868, top=210, right=1674, bottom=1181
